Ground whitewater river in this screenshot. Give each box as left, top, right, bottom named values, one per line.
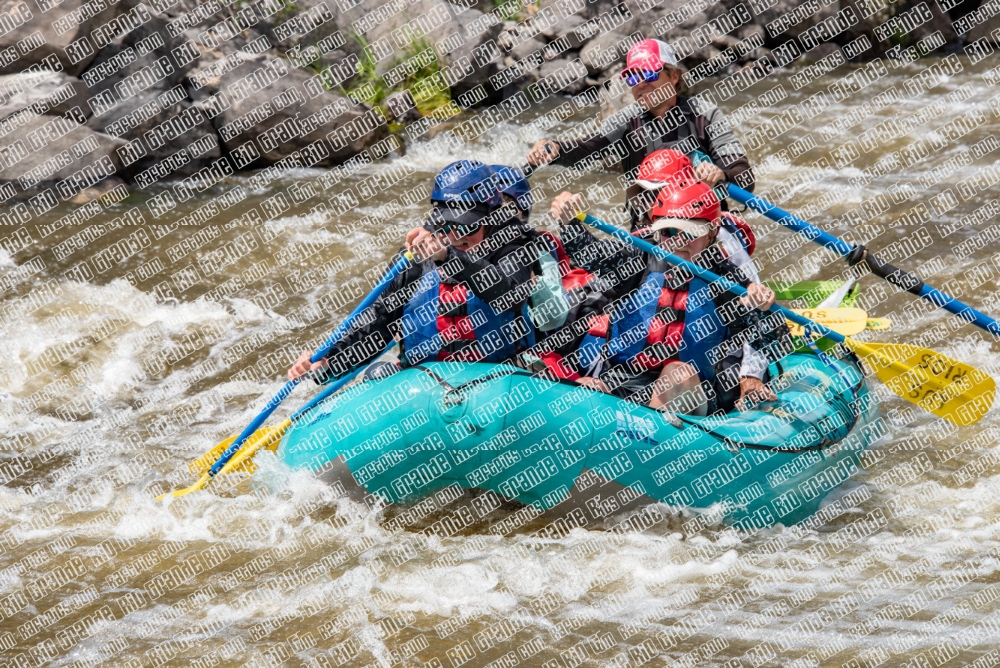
left=2, top=53, right=1000, bottom=667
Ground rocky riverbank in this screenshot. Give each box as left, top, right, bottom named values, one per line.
left=0, top=0, right=995, bottom=209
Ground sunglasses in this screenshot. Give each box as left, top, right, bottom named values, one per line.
left=655, top=228, right=698, bottom=242
left=624, top=69, right=662, bottom=87
left=435, top=222, right=483, bottom=238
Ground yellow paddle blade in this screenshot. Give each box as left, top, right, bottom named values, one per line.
left=157, top=420, right=294, bottom=500
left=845, top=340, right=996, bottom=426
left=158, top=473, right=211, bottom=500
left=787, top=308, right=869, bottom=337
left=190, top=421, right=290, bottom=475
left=866, top=317, right=892, bottom=331
left=190, top=435, right=238, bottom=474
left=218, top=419, right=291, bottom=476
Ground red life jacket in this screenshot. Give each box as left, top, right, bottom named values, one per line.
left=539, top=231, right=594, bottom=292
left=579, top=219, right=749, bottom=374
left=403, top=269, right=534, bottom=364
left=436, top=282, right=481, bottom=361
left=586, top=282, right=690, bottom=371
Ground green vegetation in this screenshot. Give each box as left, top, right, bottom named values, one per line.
left=401, top=35, right=452, bottom=116
left=339, top=31, right=382, bottom=101
left=302, top=52, right=326, bottom=76
left=336, top=31, right=453, bottom=118
left=275, top=10, right=462, bottom=120
left=273, top=0, right=300, bottom=22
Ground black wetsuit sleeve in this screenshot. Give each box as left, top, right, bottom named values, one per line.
left=312, top=252, right=421, bottom=383
left=700, top=105, right=755, bottom=192
left=559, top=220, right=644, bottom=288
left=554, top=134, right=612, bottom=167
left=553, top=116, right=630, bottom=168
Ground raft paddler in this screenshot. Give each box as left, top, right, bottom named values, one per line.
left=525, top=38, right=755, bottom=228
left=567, top=149, right=759, bottom=278
left=552, top=167, right=791, bottom=416
left=288, top=160, right=551, bottom=383
left=483, top=163, right=612, bottom=384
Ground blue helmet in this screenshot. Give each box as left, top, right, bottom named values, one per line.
left=491, top=164, right=532, bottom=217
left=430, top=160, right=503, bottom=209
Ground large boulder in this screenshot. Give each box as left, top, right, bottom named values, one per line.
left=444, top=2, right=505, bottom=98
left=615, top=0, right=744, bottom=64
left=967, top=12, right=1000, bottom=44
left=86, top=86, right=169, bottom=138
left=178, top=36, right=232, bottom=102
left=0, top=0, right=121, bottom=75
left=0, top=115, right=125, bottom=198
left=79, top=14, right=223, bottom=180
left=79, top=13, right=226, bottom=181
left=835, top=0, right=892, bottom=60
left=801, top=42, right=844, bottom=62
left=86, top=89, right=223, bottom=181
left=891, top=0, right=959, bottom=50
left=262, top=0, right=339, bottom=48
left=535, top=56, right=588, bottom=96
left=580, top=31, right=627, bottom=77
left=754, top=0, right=841, bottom=43
left=212, top=55, right=387, bottom=166
left=80, top=15, right=193, bottom=101
left=569, top=0, right=617, bottom=21
left=539, top=12, right=586, bottom=45
left=502, top=34, right=547, bottom=62
left=0, top=72, right=90, bottom=121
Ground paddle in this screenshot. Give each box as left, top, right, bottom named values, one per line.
left=188, top=346, right=394, bottom=477
left=787, top=308, right=868, bottom=337
left=726, top=183, right=1000, bottom=339
left=190, top=371, right=357, bottom=479
left=576, top=212, right=996, bottom=426
left=158, top=253, right=414, bottom=500
left=866, top=317, right=892, bottom=331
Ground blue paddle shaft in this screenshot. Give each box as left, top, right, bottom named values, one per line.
left=579, top=214, right=846, bottom=344
left=726, top=183, right=1000, bottom=338
left=289, top=342, right=396, bottom=421
left=207, top=255, right=412, bottom=477
left=290, top=366, right=359, bottom=420
left=310, top=255, right=412, bottom=363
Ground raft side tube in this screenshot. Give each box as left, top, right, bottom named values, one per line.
left=279, top=353, right=880, bottom=528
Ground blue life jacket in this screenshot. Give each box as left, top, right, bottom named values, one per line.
left=578, top=270, right=727, bottom=382
left=401, top=267, right=536, bottom=365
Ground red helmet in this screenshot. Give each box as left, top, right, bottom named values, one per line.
left=649, top=180, right=721, bottom=225
left=635, top=149, right=697, bottom=192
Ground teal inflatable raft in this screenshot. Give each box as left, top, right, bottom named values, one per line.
left=278, top=350, right=882, bottom=531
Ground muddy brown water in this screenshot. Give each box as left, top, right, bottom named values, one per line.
left=2, top=55, right=1000, bottom=667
